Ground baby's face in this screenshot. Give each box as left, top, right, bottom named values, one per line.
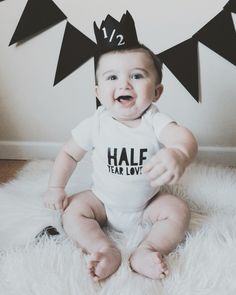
left=95, top=50, right=163, bottom=122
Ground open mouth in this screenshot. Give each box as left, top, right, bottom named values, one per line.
left=115, top=95, right=134, bottom=103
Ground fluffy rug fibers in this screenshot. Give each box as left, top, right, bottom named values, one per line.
left=0, top=159, right=236, bottom=295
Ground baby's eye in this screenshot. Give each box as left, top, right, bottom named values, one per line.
left=107, top=75, right=117, bottom=80
left=131, top=73, right=144, bottom=79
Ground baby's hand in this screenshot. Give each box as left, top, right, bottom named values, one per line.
left=43, top=187, right=69, bottom=211
left=143, top=148, right=188, bottom=187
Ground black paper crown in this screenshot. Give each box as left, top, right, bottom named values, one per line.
left=93, top=10, right=139, bottom=54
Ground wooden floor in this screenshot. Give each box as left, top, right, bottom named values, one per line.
left=0, top=160, right=28, bottom=184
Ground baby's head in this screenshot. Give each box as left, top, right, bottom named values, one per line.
left=95, top=44, right=162, bottom=84
left=94, top=44, right=163, bottom=122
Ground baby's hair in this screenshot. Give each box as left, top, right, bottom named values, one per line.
left=94, top=44, right=163, bottom=85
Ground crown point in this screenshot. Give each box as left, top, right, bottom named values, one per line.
left=93, top=11, right=139, bottom=53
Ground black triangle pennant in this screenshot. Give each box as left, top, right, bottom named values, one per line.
left=54, top=22, right=97, bottom=85
left=158, top=38, right=199, bottom=102
left=194, top=9, right=236, bottom=66
left=9, top=0, right=67, bottom=46
left=224, top=0, right=236, bottom=13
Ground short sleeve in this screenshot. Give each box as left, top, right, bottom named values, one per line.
left=71, top=116, right=94, bottom=151
left=153, top=112, right=176, bottom=140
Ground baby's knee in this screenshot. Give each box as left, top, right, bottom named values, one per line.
left=62, top=191, right=106, bottom=227
left=168, top=198, right=191, bottom=230
left=175, top=198, right=190, bottom=218
left=62, top=198, right=93, bottom=224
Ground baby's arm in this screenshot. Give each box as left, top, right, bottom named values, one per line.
left=144, top=123, right=198, bottom=187
left=43, top=137, right=87, bottom=210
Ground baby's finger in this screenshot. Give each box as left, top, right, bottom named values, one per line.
left=54, top=201, right=63, bottom=210
left=147, top=164, right=166, bottom=180
left=150, top=171, right=174, bottom=187
left=62, top=198, right=69, bottom=211
left=143, top=157, right=162, bottom=173
left=168, top=174, right=179, bottom=185
left=169, top=168, right=185, bottom=185
left=48, top=203, right=57, bottom=210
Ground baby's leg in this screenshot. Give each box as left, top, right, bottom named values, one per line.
left=62, top=190, right=121, bottom=281
left=130, top=193, right=190, bottom=279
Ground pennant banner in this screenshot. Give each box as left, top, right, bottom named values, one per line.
left=194, top=9, right=236, bottom=66
left=224, top=0, right=236, bottom=13
left=54, top=22, right=97, bottom=85
left=8, top=0, right=236, bottom=102
left=158, top=38, right=199, bottom=102
left=9, top=0, right=66, bottom=46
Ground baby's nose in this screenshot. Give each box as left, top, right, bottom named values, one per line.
left=118, top=78, right=131, bottom=89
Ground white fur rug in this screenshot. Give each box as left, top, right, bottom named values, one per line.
left=0, top=159, right=236, bottom=295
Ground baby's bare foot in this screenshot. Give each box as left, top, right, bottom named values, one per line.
left=129, top=245, right=168, bottom=279
left=87, top=246, right=121, bottom=281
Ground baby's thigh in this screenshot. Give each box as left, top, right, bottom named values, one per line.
left=63, top=190, right=107, bottom=226
left=143, top=192, right=190, bottom=224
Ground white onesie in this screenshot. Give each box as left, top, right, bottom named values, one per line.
left=72, top=104, right=174, bottom=231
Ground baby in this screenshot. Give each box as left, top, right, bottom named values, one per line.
left=43, top=44, right=198, bottom=281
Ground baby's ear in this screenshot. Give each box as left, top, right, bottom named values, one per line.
left=153, top=84, right=163, bottom=102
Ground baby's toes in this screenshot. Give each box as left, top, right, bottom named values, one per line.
left=160, top=264, right=169, bottom=278
left=92, top=275, right=100, bottom=282
left=88, top=269, right=95, bottom=277
left=164, top=269, right=169, bottom=276
left=87, top=259, right=97, bottom=270
left=156, top=252, right=164, bottom=261
left=87, top=266, right=96, bottom=278
left=159, top=261, right=166, bottom=269
left=87, top=257, right=100, bottom=278
left=94, top=261, right=109, bottom=279
left=160, top=272, right=166, bottom=279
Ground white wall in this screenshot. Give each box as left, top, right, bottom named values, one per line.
left=0, top=0, right=236, bottom=164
